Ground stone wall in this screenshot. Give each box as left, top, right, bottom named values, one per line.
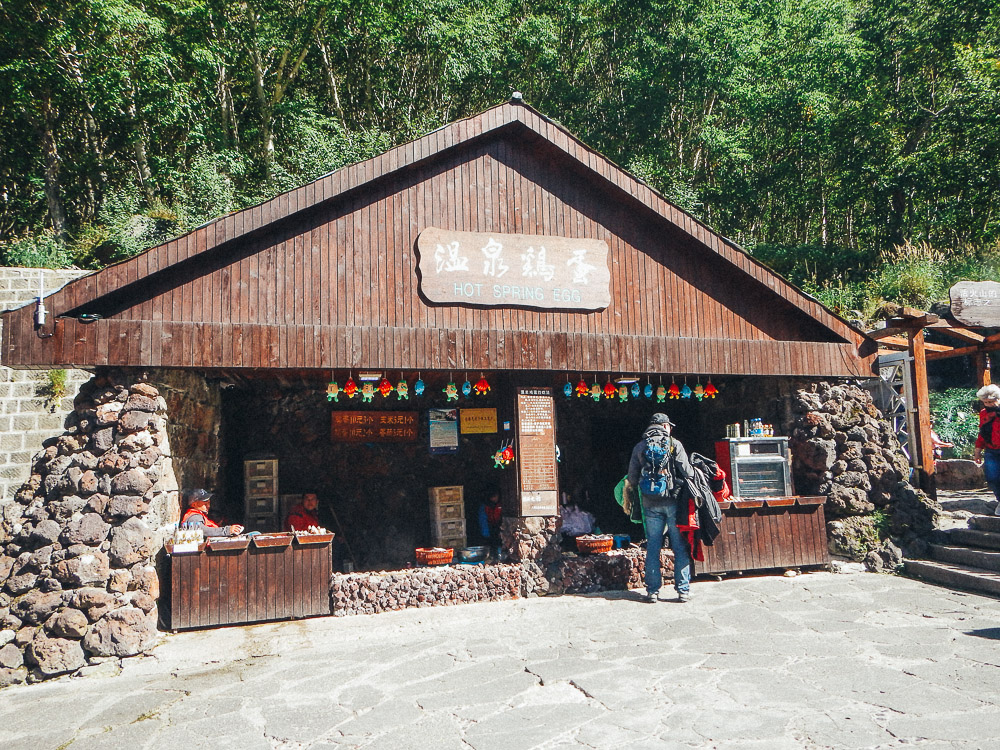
left=0, top=370, right=179, bottom=687
left=152, top=370, right=223, bottom=496
left=0, top=267, right=91, bottom=504
left=787, top=381, right=939, bottom=568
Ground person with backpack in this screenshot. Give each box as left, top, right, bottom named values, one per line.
left=627, top=413, right=697, bottom=603
left=973, top=384, right=1000, bottom=515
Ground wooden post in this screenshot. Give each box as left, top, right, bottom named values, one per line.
left=908, top=328, right=936, bottom=497
left=973, top=351, right=990, bottom=388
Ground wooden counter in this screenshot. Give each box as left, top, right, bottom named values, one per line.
left=697, top=496, right=830, bottom=575
left=162, top=534, right=332, bottom=630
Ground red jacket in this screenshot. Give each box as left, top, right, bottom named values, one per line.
left=976, top=408, right=1000, bottom=451
left=181, top=508, right=218, bottom=528
left=286, top=504, right=320, bottom=532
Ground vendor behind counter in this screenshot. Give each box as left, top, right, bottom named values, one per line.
left=181, top=488, right=244, bottom=537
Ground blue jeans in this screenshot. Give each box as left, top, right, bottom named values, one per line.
left=642, top=499, right=691, bottom=595
left=984, top=451, right=1000, bottom=504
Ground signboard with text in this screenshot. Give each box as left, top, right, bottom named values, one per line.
left=459, top=408, right=498, bottom=434
left=951, top=281, right=1000, bottom=327
left=516, top=388, right=559, bottom=516
left=331, top=412, right=418, bottom=442
left=416, top=227, right=610, bottom=311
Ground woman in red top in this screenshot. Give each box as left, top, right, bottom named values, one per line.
left=285, top=492, right=321, bottom=531
left=973, top=385, right=1000, bottom=516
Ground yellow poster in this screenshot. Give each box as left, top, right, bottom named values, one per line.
left=460, top=408, right=498, bottom=434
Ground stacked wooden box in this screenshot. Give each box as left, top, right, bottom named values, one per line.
left=244, top=457, right=279, bottom=531
left=429, top=486, right=466, bottom=550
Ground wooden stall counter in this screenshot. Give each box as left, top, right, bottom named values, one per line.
left=698, top=496, right=830, bottom=576
left=162, top=533, right=332, bottom=631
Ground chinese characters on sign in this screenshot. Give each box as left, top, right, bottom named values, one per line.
left=459, top=408, right=498, bottom=434
left=950, top=281, right=1000, bottom=327
left=516, top=388, right=558, bottom=516
left=331, top=412, right=418, bottom=442
left=417, top=228, right=611, bottom=311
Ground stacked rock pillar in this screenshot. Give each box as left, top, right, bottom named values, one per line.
left=501, top=516, right=563, bottom=596
left=0, top=370, right=179, bottom=686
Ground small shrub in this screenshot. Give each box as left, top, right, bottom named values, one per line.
left=39, top=369, right=69, bottom=409
left=0, top=231, right=74, bottom=269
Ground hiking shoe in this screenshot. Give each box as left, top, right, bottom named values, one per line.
left=677, top=591, right=691, bottom=603
left=644, top=590, right=659, bottom=603
left=994, top=504, right=1000, bottom=517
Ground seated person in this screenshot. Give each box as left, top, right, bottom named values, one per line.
left=478, top=490, right=503, bottom=558
left=181, top=489, right=244, bottom=537
left=286, top=492, right=321, bottom=532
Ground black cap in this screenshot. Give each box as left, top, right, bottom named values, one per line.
left=649, top=413, right=674, bottom=427
left=186, top=488, right=213, bottom=503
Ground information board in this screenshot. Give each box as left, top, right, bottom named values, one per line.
left=428, top=408, right=459, bottom=454
left=950, top=281, right=1000, bottom=327
left=331, top=412, right=418, bottom=442
left=516, top=388, right=559, bottom=516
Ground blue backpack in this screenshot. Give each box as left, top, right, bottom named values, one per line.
left=640, top=434, right=676, bottom=497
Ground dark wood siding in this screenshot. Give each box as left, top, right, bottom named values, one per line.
left=1, top=102, right=873, bottom=377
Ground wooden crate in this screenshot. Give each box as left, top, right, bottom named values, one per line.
left=430, top=500, right=465, bottom=522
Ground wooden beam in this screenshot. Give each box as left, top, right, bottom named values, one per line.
left=930, top=325, right=986, bottom=344
left=899, top=307, right=938, bottom=322
left=878, top=335, right=912, bottom=349
left=909, top=328, right=935, bottom=496
left=973, top=352, right=990, bottom=388
left=887, top=314, right=939, bottom=328
left=867, top=326, right=912, bottom=341
left=926, top=340, right=1000, bottom=360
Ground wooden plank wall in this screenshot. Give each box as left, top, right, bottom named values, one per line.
left=2, top=129, right=872, bottom=377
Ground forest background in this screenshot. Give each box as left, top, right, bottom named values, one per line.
left=0, top=1, right=999, bottom=335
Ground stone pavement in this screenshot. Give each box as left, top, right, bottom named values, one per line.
left=1, top=570, right=999, bottom=750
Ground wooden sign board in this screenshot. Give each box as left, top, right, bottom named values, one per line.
left=460, top=408, right=497, bottom=434
left=416, top=227, right=611, bottom=310
left=331, top=412, right=418, bottom=442
left=950, top=281, right=1000, bottom=327
left=516, top=388, right=558, bottom=516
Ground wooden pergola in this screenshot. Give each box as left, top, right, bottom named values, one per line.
left=869, top=307, right=1000, bottom=493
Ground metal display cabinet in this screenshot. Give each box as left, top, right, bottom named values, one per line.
left=715, top=438, right=793, bottom=499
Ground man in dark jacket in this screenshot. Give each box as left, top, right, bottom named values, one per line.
left=627, top=413, right=697, bottom=603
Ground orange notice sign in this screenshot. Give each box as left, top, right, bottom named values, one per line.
left=331, top=412, right=418, bottom=442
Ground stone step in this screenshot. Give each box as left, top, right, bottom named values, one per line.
left=904, top=559, right=1000, bottom=598
left=969, top=515, right=1000, bottom=533
left=936, top=527, right=1000, bottom=551
left=929, top=544, right=1000, bottom=573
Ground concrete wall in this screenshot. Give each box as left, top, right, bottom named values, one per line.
left=0, top=267, right=91, bottom=503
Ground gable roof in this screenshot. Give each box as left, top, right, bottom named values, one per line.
left=1, top=98, right=874, bottom=376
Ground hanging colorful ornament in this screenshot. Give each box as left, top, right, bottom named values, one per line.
left=326, top=380, right=341, bottom=402
left=474, top=375, right=491, bottom=395
left=414, top=375, right=425, bottom=396
left=644, top=383, right=654, bottom=399
left=462, top=377, right=473, bottom=397
left=443, top=381, right=459, bottom=401
left=630, top=382, right=640, bottom=399
left=361, top=382, right=375, bottom=402
left=693, top=377, right=705, bottom=401
left=603, top=380, right=617, bottom=400
left=396, top=379, right=410, bottom=400
left=343, top=376, right=359, bottom=399
left=680, top=379, right=693, bottom=399
left=590, top=381, right=602, bottom=402
left=501, top=444, right=514, bottom=463
left=563, top=381, right=574, bottom=398
left=704, top=379, right=719, bottom=399
left=575, top=379, right=589, bottom=398
left=618, top=385, right=629, bottom=402
left=668, top=377, right=680, bottom=399
left=655, top=384, right=667, bottom=403
left=377, top=377, right=394, bottom=398
left=492, top=449, right=506, bottom=468
left=493, top=441, right=515, bottom=468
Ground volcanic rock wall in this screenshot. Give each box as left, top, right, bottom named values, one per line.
left=0, top=370, right=181, bottom=686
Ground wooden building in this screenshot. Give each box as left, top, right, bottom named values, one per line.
left=1, top=98, right=876, bottom=568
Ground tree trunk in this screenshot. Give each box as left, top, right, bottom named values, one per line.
left=38, top=92, right=67, bottom=239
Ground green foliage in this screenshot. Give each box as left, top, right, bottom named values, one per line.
left=0, top=0, right=998, bottom=271
left=0, top=231, right=74, bottom=269
left=39, top=369, right=69, bottom=407
left=929, top=387, right=980, bottom=459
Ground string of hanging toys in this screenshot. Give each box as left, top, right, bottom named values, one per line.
left=325, top=370, right=491, bottom=403
left=492, top=438, right=515, bottom=469
left=560, top=374, right=720, bottom=404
